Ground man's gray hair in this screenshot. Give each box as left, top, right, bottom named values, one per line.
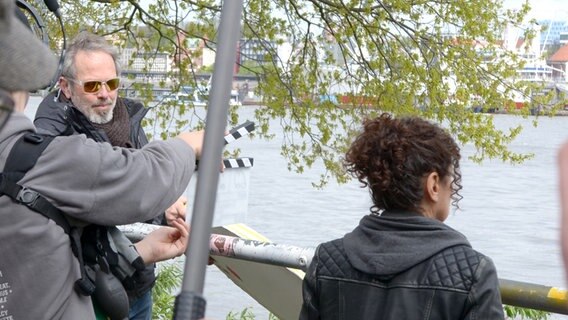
left=61, top=31, right=121, bottom=79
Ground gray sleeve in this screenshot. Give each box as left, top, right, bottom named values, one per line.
left=21, top=134, right=195, bottom=226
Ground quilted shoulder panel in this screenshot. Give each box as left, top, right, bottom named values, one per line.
left=316, top=239, right=369, bottom=280
left=425, top=245, right=481, bottom=290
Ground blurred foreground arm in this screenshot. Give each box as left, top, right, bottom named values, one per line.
left=135, top=218, right=189, bottom=264
left=558, top=142, right=568, bottom=285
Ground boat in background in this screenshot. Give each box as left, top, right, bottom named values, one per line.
left=164, top=85, right=242, bottom=107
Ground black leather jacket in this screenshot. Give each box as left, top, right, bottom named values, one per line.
left=34, top=91, right=157, bottom=301
left=300, top=212, right=504, bottom=320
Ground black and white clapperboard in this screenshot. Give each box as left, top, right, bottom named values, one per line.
left=185, top=120, right=255, bottom=226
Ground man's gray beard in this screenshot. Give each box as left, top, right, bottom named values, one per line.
left=88, top=107, right=114, bottom=124
left=74, top=101, right=115, bottom=124
left=69, top=89, right=116, bottom=124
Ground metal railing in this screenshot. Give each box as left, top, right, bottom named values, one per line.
left=120, top=223, right=568, bottom=315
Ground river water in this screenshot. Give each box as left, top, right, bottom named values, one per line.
left=23, top=98, right=568, bottom=319
left=203, top=107, right=568, bottom=319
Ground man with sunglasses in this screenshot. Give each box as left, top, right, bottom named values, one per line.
left=34, top=31, right=188, bottom=320
left=0, top=0, right=208, bottom=318
left=36, top=31, right=147, bottom=150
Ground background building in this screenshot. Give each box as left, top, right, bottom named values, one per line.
left=539, top=20, right=568, bottom=49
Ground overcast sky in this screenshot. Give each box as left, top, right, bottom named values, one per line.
left=503, top=0, right=568, bottom=20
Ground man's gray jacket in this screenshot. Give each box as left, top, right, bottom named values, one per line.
left=0, top=113, right=195, bottom=319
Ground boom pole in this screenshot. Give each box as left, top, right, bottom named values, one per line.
left=172, top=0, right=243, bottom=318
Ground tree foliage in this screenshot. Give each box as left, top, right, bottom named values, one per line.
left=503, top=305, right=550, bottom=320
left=38, top=0, right=557, bottom=186
left=152, top=262, right=182, bottom=319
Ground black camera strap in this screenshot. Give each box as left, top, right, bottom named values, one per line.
left=0, top=132, right=95, bottom=295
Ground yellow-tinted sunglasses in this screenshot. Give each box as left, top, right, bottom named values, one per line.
left=67, top=77, right=120, bottom=94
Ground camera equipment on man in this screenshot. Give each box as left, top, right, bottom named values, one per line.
left=0, top=131, right=145, bottom=320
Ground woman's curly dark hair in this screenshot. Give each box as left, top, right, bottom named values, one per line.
left=344, top=113, right=462, bottom=214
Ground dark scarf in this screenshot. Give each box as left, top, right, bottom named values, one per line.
left=93, top=99, right=133, bottom=148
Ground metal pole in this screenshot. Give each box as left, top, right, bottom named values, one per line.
left=122, top=223, right=568, bottom=316
left=121, top=223, right=314, bottom=271
left=173, top=0, right=243, bottom=318
left=209, top=233, right=314, bottom=271
left=500, top=279, right=568, bottom=315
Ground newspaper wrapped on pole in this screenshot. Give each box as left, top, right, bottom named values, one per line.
left=121, top=223, right=314, bottom=271
left=209, top=233, right=313, bottom=271
left=173, top=0, right=244, bottom=318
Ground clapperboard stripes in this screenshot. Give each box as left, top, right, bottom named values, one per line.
left=224, top=120, right=255, bottom=145
left=223, top=157, right=254, bottom=169
left=196, top=120, right=255, bottom=170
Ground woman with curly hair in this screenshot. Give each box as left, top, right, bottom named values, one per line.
left=300, top=113, right=504, bottom=320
